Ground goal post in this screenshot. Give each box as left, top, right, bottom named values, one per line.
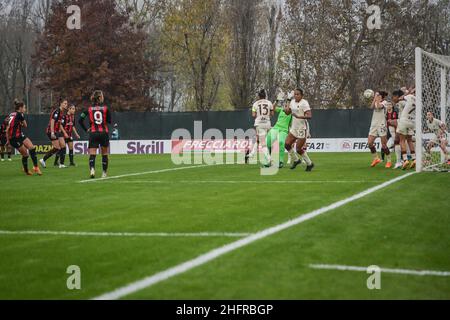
left=415, top=48, right=450, bottom=172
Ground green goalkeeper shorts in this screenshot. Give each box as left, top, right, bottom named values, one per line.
left=266, top=129, right=288, bottom=163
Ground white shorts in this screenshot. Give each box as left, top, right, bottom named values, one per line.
left=255, top=125, right=270, bottom=141
left=290, top=127, right=310, bottom=139
left=254, top=120, right=271, bottom=128
left=369, top=123, right=387, bottom=137
left=396, top=119, right=415, bottom=136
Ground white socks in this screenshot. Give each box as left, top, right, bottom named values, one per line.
left=395, top=145, right=401, bottom=164
left=261, top=146, right=271, bottom=163
left=288, top=148, right=299, bottom=162
left=249, top=141, right=258, bottom=158
left=301, top=152, right=312, bottom=166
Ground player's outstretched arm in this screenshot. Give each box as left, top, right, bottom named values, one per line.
left=5, top=123, right=11, bottom=142
left=21, top=116, right=28, bottom=129
left=292, top=110, right=312, bottom=120
left=78, top=112, right=88, bottom=132
left=73, top=126, right=81, bottom=139
left=50, top=118, right=57, bottom=139
left=372, top=92, right=382, bottom=109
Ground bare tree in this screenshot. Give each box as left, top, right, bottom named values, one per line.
left=32, top=0, right=53, bottom=31
left=0, top=0, right=38, bottom=114
left=161, top=0, right=228, bottom=111
left=278, top=0, right=450, bottom=109
left=226, top=0, right=265, bottom=109
left=265, top=3, right=282, bottom=102
left=2, top=0, right=449, bottom=113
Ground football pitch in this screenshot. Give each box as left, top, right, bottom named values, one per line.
left=0, top=153, right=449, bottom=300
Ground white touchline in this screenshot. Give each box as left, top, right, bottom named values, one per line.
left=0, top=230, right=251, bottom=238
left=93, top=172, right=416, bottom=300
left=103, top=180, right=382, bottom=184
left=309, top=264, right=450, bottom=277
left=78, top=164, right=211, bottom=183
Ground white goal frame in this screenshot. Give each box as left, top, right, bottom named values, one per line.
left=415, top=47, right=450, bottom=172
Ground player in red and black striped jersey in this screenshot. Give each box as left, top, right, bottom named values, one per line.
left=386, top=103, right=399, bottom=141
left=0, top=116, right=13, bottom=161
left=5, top=100, right=42, bottom=175
left=40, top=98, right=69, bottom=169
left=79, top=90, right=111, bottom=179
left=381, top=102, right=399, bottom=162
left=54, top=104, right=80, bottom=166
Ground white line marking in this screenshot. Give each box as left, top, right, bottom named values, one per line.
left=423, top=162, right=450, bottom=172
left=309, top=264, right=450, bottom=277
left=101, top=180, right=381, bottom=184
left=0, top=230, right=250, bottom=238
left=93, top=172, right=416, bottom=300
left=78, top=165, right=210, bottom=183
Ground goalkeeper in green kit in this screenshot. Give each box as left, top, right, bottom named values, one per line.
left=266, top=94, right=292, bottom=168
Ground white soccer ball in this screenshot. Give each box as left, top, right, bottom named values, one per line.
left=364, top=89, right=374, bottom=99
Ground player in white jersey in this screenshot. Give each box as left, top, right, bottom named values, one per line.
left=391, top=90, right=409, bottom=168
left=284, top=88, right=314, bottom=171
left=396, top=89, right=417, bottom=169
left=425, top=111, right=449, bottom=164
left=247, top=89, right=274, bottom=164
left=367, top=91, right=392, bottom=168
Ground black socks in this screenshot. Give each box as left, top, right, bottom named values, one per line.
left=22, top=156, right=29, bottom=172
left=59, top=148, right=66, bottom=165
left=102, top=155, right=108, bottom=172
left=43, top=147, right=59, bottom=161
left=89, top=155, right=96, bottom=170
left=29, top=148, right=38, bottom=167
left=69, top=149, right=74, bottom=164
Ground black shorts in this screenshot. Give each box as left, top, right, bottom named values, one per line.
left=65, top=137, right=74, bottom=143
left=47, top=131, right=63, bottom=141
left=10, top=136, right=26, bottom=149
left=0, top=135, right=7, bottom=146
left=89, top=132, right=109, bottom=149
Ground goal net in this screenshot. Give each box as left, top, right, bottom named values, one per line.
left=415, top=48, right=450, bottom=172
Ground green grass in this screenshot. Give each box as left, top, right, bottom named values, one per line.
left=0, top=153, right=448, bottom=299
